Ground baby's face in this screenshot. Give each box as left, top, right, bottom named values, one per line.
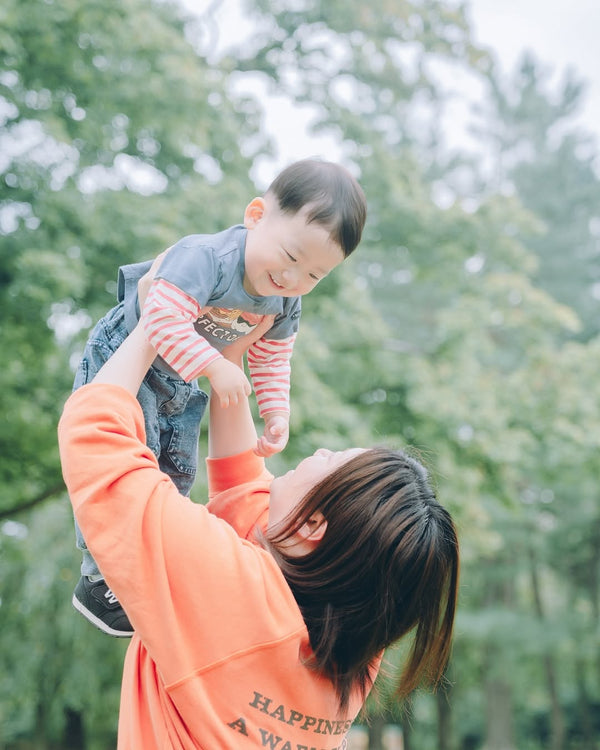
left=243, top=196, right=344, bottom=298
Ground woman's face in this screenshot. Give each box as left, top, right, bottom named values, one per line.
left=268, top=448, right=366, bottom=534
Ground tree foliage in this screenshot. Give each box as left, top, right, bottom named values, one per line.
left=2, top=0, right=600, bottom=748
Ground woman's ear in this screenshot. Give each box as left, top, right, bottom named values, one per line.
left=244, top=197, right=266, bottom=229
left=298, top=512, right=327, bottom=543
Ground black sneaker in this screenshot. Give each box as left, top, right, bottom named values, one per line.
left=72, top=576, right=133, bottom=637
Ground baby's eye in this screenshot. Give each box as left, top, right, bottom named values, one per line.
left=285, top=251, right=297, bottom=262
left=309, top=273, right=320, bottom=281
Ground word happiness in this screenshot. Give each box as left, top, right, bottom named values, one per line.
left=227, top=690, right=352, bottom=750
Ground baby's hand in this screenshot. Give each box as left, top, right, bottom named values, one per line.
left=204, top=358, right=251, bottom=408
left=255, top=414, right=289, bottom=457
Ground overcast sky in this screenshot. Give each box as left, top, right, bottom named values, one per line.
left=184, top=0, right=600, bottom=182
left=467, top=0, right=600, bottom=135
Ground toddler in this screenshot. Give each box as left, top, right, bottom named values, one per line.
left=71, top=158, right=367, bottom=636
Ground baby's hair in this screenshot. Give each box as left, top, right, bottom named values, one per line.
left=266, top=159, right=367, bottom=257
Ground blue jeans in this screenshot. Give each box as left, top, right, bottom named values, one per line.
left=72, top=302, right=208, bottom=577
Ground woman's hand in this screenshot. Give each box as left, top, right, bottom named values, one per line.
left=137, top=249, right=168, bottom=308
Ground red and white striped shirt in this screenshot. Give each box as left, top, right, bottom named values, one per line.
left=143, top=278, right=294, bottom=416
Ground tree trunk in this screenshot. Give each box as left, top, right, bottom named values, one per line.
left=483, top=677, right=516, bottom=750
left=482, top=561, right=517, bottom=750
left=32, top=701, right=49, bottom=750
left=588, top=531, right=600, bottom=704
left=575, top=659, right=597, bottom=750
left=400, top=698, right=413, bottom=750
left=368, top=714, right=385, bottom=750
left=63, top=706, right=85, bottom=749
left=437, top=677, right=452, bottom=750
left=528, top=546, right=566, bottom=750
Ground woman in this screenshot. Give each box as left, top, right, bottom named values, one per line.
left=58, top=291, right=459, bottom=749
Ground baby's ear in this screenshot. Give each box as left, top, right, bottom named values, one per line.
left=244, top=197, right=266, bottom=228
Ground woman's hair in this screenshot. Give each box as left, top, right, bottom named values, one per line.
left=265, top=447, right=459, bottom=713
left=265, top=159, right=367, bottom=258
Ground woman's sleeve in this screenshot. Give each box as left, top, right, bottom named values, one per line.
left=58, top=384, right=296, bottom=686
left=206, top=449, right=270, bottom=497
left=205, top=451, right=272, bottom=539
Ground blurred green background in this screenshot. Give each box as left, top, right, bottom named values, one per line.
left=1, top=1, right=599, bottom=748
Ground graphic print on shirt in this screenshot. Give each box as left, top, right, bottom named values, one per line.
left=226, top=689, right=350, bottom=749
left=194, top=307, right=264, bottom=345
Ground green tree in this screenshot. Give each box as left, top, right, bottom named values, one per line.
left=1, top=0, right=263, bottom=744
left=474, top=53, right=600, bottom=340
left=228, top=2, right=600, bottom=748
left=4, top=0, right=600, bottom=747
left=0, top=0, right=266, bottom=520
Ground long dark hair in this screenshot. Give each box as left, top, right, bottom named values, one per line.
left=265, top=448, right=459, bottom=713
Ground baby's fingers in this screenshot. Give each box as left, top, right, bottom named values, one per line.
left=254, top=436, right=276, bottom=457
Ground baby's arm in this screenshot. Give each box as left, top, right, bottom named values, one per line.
left=247, top=335, right=295, bottom=457
left=142, top=277, right=250, bottom=407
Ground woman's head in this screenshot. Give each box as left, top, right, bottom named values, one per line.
left=268, top=448, right=366, bottom=548
left=265, top=447, right=459, bottom=711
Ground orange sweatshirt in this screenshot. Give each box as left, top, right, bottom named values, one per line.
left=58, top=384, right=368, bottom=749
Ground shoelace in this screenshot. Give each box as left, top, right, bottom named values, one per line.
left=103, top=588, right=119, bottom=605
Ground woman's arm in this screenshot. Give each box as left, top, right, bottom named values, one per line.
left=92, top=322, right=156, bottom=394
left=90, top=251, right=168, bottom=394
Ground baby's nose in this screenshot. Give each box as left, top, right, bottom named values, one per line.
left=281, top=268, right=298, bottom=287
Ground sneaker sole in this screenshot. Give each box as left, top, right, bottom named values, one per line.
left=72, top=594, right=133, bottom=638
